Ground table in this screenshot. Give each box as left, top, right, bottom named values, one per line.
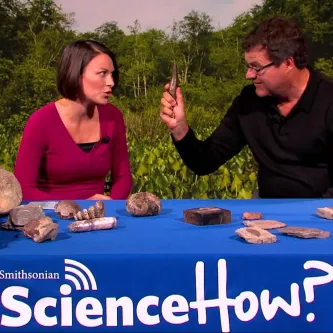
left=0, top=198, right=333, bottom=332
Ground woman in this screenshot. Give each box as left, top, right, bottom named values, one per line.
left=14, top=40, right=133, bottom=200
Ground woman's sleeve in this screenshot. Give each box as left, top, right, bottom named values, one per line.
left=14, top=112, right=54, bottom=200
left=109, top=110, right=133, bottom=199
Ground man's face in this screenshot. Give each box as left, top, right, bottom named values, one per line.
left=244, top=46, right=286, bottom=98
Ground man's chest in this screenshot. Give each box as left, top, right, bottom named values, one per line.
left=240, top=108, right=329, bottom=162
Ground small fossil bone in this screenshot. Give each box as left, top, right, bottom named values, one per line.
left=54, top=200, right=81, bottom=219
left=68, top=217, right=117, bottom=232
left=74, top=201, right=105, bottom=220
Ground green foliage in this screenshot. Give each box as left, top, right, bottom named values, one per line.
left=127, top=128, right=257, bottom=199
left=1, top=0, right=332, bottom=199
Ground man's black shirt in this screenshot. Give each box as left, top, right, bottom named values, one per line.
left=173, top=69, right=333, bottom=198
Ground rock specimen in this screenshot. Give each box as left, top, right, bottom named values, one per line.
left=183, top=207, right=231, bottom=226
left=242, top=212, right=263, bottom=220
left=54, top=200, right=81, bottom=219
left=74, top=201, right=105, bottom=220
left=236, top=227, right=277, bottom=244
left=0, top=168, right=22, bottom=215
left=23, top=216, right=58, bottom=243
left=68, top=217, right=117, bottom=232
left=278, top=227, right=330, bottom=239
left=126, top=192, right=161, bottom=217
left=243, top=219, right=286, bottom=229
left=1, top=203, right=45, bottom=230
left=316, top=207, right=333, bottom=220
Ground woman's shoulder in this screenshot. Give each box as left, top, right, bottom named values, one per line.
left=27, top=101, right=57, bottom=122
left=98, top=103, right=124, bottom=121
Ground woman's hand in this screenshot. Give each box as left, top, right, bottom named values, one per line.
left=87, top=194, right=112, bottom=200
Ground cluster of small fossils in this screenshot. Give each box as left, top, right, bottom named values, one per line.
left=236, top=210, right=332, bottom=244
left=0, top=167, right=162, bottom=244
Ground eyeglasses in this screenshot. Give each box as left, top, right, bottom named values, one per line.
left=245, top=62, right=275, bottom=74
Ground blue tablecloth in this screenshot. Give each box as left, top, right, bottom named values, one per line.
left=0, top=198, right=333, bottom=332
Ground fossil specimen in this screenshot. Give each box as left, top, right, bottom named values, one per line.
left=169, top=63, right=178, bottom=99
left=1, top=203, right=45, bottom=230
left=74, top=201, right=105, bottom=220
left=316, top=207, right=333, bottom=220
left=0, top=168, right=22, bottom=215
left=126, top=192, right=161, bottom=217
left=242, top=212, right=263, bottom=220
left=183, top=207, right=231, bottom=225
left=243, top=219, right=286, bottom=229
left=279, top=227, right=330, bottom=239
left=54, top=200, right=81, bottom=219
left=68, top=217, right=117, bottom=232
left=236, top=227, right=277, bottom=244
left=23, top=216, right=59, bottom=243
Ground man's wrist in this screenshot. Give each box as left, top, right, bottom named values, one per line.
left=171, top=122, right=189, bottom=141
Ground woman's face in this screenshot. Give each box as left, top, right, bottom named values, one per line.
left=80, top=53, right=115, bottom=105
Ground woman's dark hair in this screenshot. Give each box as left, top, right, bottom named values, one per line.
left=242, top=16, right=308, bottom=69
left=57, top=40, right=119, bottom=100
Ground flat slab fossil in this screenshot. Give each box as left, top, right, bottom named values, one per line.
left=316, top=207, right=333, bottom=220
left=278, top=226, right=330, bottom=239
left=243, top=219, right=286, bottom=229
left=236, top=227, right=277, bottom=244
left=242, top=212, right=263, bottom=220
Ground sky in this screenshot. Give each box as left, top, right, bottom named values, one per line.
left=53, top=0, right=263, bottom=34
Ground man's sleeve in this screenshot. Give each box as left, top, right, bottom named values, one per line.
left=172, top=94, right=247, bottom=176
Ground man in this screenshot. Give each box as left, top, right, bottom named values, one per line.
left=160, top=16, right=333, bottom=198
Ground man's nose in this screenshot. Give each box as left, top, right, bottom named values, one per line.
left=246, top=68, right=256, bottom=80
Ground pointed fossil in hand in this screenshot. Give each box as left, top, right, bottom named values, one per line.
left=169, top=63, right=178, bottom=99
left=236, top=227, right=277, bottom=244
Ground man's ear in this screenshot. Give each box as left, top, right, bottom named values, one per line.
left=284, top=57, right=295, bottom=72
